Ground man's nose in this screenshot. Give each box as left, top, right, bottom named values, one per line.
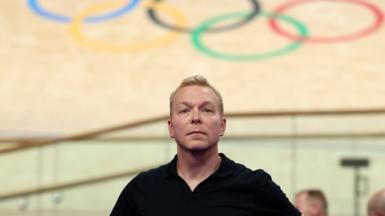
left=191, top=108, right=201, bottom=124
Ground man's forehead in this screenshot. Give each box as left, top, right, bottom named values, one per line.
left=296, top=192, right=308, bottom=200
left=176, top=101, right=216, bottom=106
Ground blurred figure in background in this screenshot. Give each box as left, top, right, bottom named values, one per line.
left=368, top=189, right=385, bottom=216
left=295, top=189, right=328, bottom=216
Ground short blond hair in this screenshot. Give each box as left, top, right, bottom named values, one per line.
left=169, top=75, right=224, bottom=116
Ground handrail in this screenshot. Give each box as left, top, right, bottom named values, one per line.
left=0, top=165, right=159, bottom=202
left=0, top=115, right=167, bottom=154
left=41, top=132, right=385, bottom=141
left=3, top=132, right=385, bottom=144
left=0, top=136, right=63, bottom=143
left=1, top=108, right=385, bottom=154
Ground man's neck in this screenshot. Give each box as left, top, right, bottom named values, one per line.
left=176, top=147, right=221, bottom=191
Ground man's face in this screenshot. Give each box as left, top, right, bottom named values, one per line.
left=168, top=85, right=226, bottom=153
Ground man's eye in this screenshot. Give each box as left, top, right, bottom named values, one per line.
left=179, top=109, right=189, bottom=113
left=202, top=108, right=213, bottom=112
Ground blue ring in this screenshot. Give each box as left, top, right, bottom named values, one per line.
left=27, top=0, right=140, bottom=23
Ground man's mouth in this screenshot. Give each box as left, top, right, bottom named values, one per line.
left=187, top=131, right=206, bottom=135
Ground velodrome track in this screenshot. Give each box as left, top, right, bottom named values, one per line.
left=0, top=0, right=384, bottom=134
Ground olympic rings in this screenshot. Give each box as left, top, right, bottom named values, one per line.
left=147, top=0, right=261, bottom=33
left=192, top=11, right=308, bottom=61
left=269, top=0, right=384, bottom=43
left=27, top=0, right=139, bottom=23
left=69, top=1, right=187, bottom=52
left=27, top=0, right=384, bottom=59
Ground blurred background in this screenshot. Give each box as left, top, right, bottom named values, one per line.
left=1, top=0, right=384, bottom=215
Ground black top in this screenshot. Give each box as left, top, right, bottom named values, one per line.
left=110, top=153, right=300, bottom=216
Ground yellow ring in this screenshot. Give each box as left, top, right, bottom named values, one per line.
left=69, top=0, right=187, bottom=52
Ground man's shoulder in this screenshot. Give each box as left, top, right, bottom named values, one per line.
left=133, top=163, right=168, bottom=182
left=230, top=160, right=298, bottom=215
left=119, top=163, right=167, bottom=194
left=231, top=160, right=270, bottom=177
left=220, top=154, right=271, bottom=182
left=230, top=160, right=273, bottom=187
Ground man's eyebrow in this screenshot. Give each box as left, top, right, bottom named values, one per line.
left=176, top=101, right=215, bottom=107
left=177, top=102, right=193, bottom=107
left=199, top=101, right=215, bottom=107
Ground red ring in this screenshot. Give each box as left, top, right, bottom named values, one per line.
left=269, top=0, right=384, bottom=43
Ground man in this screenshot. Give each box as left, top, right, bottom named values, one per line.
left=368, top=189, right=385, bottom=216
left=111, top=75, right=300, bottom=216
left=294, top=189, right=327, bottom=216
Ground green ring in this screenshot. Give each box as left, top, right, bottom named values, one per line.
left=191, top=11, right=309, bottom=61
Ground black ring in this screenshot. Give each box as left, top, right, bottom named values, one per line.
left=147, top=0, right=261, bottom=33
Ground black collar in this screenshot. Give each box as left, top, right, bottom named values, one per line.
left=163, top=153, right=235, bottom=179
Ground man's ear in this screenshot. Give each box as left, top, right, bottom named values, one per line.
left=220, top=117, right=226, bottom=136
left=168, top=119, right=175, bottom=138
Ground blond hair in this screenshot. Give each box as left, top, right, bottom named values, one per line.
left=169, top=75, right=223, bottom=116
